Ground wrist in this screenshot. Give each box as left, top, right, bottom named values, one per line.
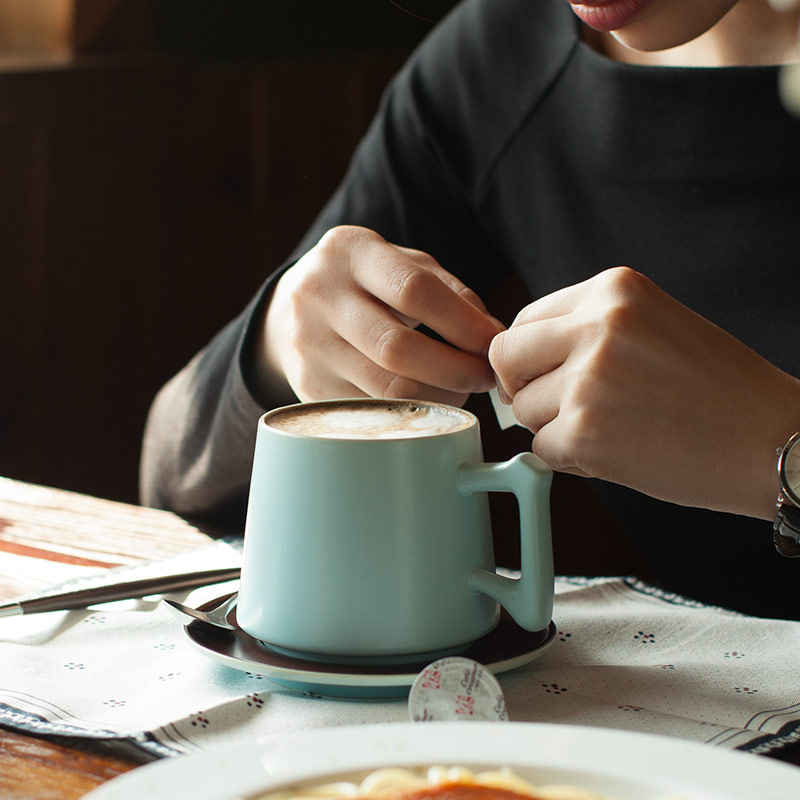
left=246, top=277, right=297, bottom=409
left=720, top=373, right=800, bottom=522
left=735, top=436, right=781, bottom=522
left=746, top=377, right=800, bottom=522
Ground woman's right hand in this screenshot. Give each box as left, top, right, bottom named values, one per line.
left=253, top=226, right=503, bottom=407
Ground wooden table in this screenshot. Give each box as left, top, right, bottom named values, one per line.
left=1, top=476, right=799, bottom=799
left=0, top=477, right=218, bottom=799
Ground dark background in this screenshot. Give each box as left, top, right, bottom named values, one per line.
left=154, top=1, right=460, bottom=58
left=1, top=1, right=453, bottom=501
left=0, top=0, right=633, bottom=575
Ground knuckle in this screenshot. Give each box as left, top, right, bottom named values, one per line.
left=289, top=253, right=331, bottom=304
left=563, top=371, right=593, bottom=415
left=590, top=305, right=637, bottom=375
left=371, top=325, right=415, bottom=371
left=314, top=227, right=347, bottom=262
left=314, top=225, right=380, bottom=267
left=599, top=264, right=641, bottom=292
left=551, top=416, right=597, bottom=473
left=563, top=358, right=608, bottom=427
left=530, top=440, right=563, bottom=473
left=577, top=290, right=641, bottom=375
left=388, top=267, right=433, bottom=311
left=379, top=373, right=421, bottom=399
left=596, top=266, right=652, bottom=313
left=590, top=319, right=627, bottom=369
left=605, top=292, right=638, bottom=328
left=291, top=270, right=325, bottom=309
left=290, top=363, right=323, bottom=401
left=317, top=224, right=374, bottom=250
left=559, top=385, right=610, bottom=462
left=565, top=403, right=598, bottom=447
left=287, top=316, right=313, bottom=355
left=376, top=374, right=468, bottom=407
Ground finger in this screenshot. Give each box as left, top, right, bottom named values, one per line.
left=535, top=456, right=591, bottom=480
left=394, top=246, right=494, bottom=316
left=353, top=365, right=473, bottom=407
left=529, top=415, right=591, bottom=478
left=489, top=315, right=574, bottom=396
left=511, top=266, right=645, bottom=327
left=510, top=281, right=586, bottom=327
left=354, top=252, right=503, bottom=357
left=320, top=334, right=475, bottom=407
left=285, top=338, right=370, bottom=402
left=513, top=375, right=590, bottom=477
left=291, top=370, right=369, bottom=403
left=340, top=296, right=496, bottom=394
left=511, top=367, right=563, bottom=435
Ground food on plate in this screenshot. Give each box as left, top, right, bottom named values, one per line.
left=251, top=766, right=682, bottom=800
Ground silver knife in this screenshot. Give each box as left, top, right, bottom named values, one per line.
left=0, top=566, right=241, bottom=618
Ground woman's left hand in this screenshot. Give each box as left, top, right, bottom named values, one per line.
left=489, top=266, right=800, bottom=520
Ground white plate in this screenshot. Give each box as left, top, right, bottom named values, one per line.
left=84, top=721, right=800, bottom=800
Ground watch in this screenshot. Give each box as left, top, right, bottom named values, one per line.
left=774, top=431, right=800, bottom=557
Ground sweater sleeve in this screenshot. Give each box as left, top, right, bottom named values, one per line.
left=138, top=0, right=573, bottom=526
left=138, top=289, right=272, bottom=527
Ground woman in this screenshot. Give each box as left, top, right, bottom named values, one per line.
left=141, top=0, right=800, bottom=617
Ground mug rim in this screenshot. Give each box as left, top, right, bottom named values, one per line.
left=260, top=397, right=478, bottom=441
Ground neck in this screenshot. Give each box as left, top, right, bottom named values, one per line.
left=586, top=1, right=800, bottom=67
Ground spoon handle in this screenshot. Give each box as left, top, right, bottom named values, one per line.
left=0, top=567, right=241, bottom=618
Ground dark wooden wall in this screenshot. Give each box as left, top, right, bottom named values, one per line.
left=0, top=1, right=439, bottom=505
left=0, top=53, right=411, bottom=504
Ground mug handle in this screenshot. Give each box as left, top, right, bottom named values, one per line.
left=457, top=452, right=554, bottom=632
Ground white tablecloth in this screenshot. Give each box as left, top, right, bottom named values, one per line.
left=2, top=539, right=799, bottom=759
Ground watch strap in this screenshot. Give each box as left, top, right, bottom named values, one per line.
left=773, top=498, right=800, bottom=557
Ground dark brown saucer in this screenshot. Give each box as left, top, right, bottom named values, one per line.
left=183, top=593, right=556, bottom=698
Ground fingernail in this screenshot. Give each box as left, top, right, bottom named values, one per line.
left=496, top=378, right=512, bottom=405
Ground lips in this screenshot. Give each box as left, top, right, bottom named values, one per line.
left=567, top=0, right=658, bottom=31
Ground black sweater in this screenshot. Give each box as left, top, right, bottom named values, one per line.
left=141, top=0, right=800, bottom=618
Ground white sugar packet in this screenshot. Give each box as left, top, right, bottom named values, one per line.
left=489, top=387, right=524, bottom=430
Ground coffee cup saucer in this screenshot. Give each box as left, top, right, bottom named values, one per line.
left=181, top=593, right=556, bottom=699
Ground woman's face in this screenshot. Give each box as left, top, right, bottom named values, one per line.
left=564, top=0, right=741, bottom=51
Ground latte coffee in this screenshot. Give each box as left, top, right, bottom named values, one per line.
left=266, top=399, right=473, bottom=440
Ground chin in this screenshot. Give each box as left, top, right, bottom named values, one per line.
left=605, top=1, right=738, bottom=54
left=609, top=26, right=706, bottom=52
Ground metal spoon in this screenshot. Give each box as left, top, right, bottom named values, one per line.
left=163, top=592, right=239, bottom=631
left=0, top=567, right=241, bottom=619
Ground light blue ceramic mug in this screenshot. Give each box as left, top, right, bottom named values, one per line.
left=237, top=398, right=553, bottom=660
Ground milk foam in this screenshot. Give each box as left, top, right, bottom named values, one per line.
left=267, top=402, right=471, bottom=440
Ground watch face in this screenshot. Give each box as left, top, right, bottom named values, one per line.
left=780, top=433, right=800, bottom=506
